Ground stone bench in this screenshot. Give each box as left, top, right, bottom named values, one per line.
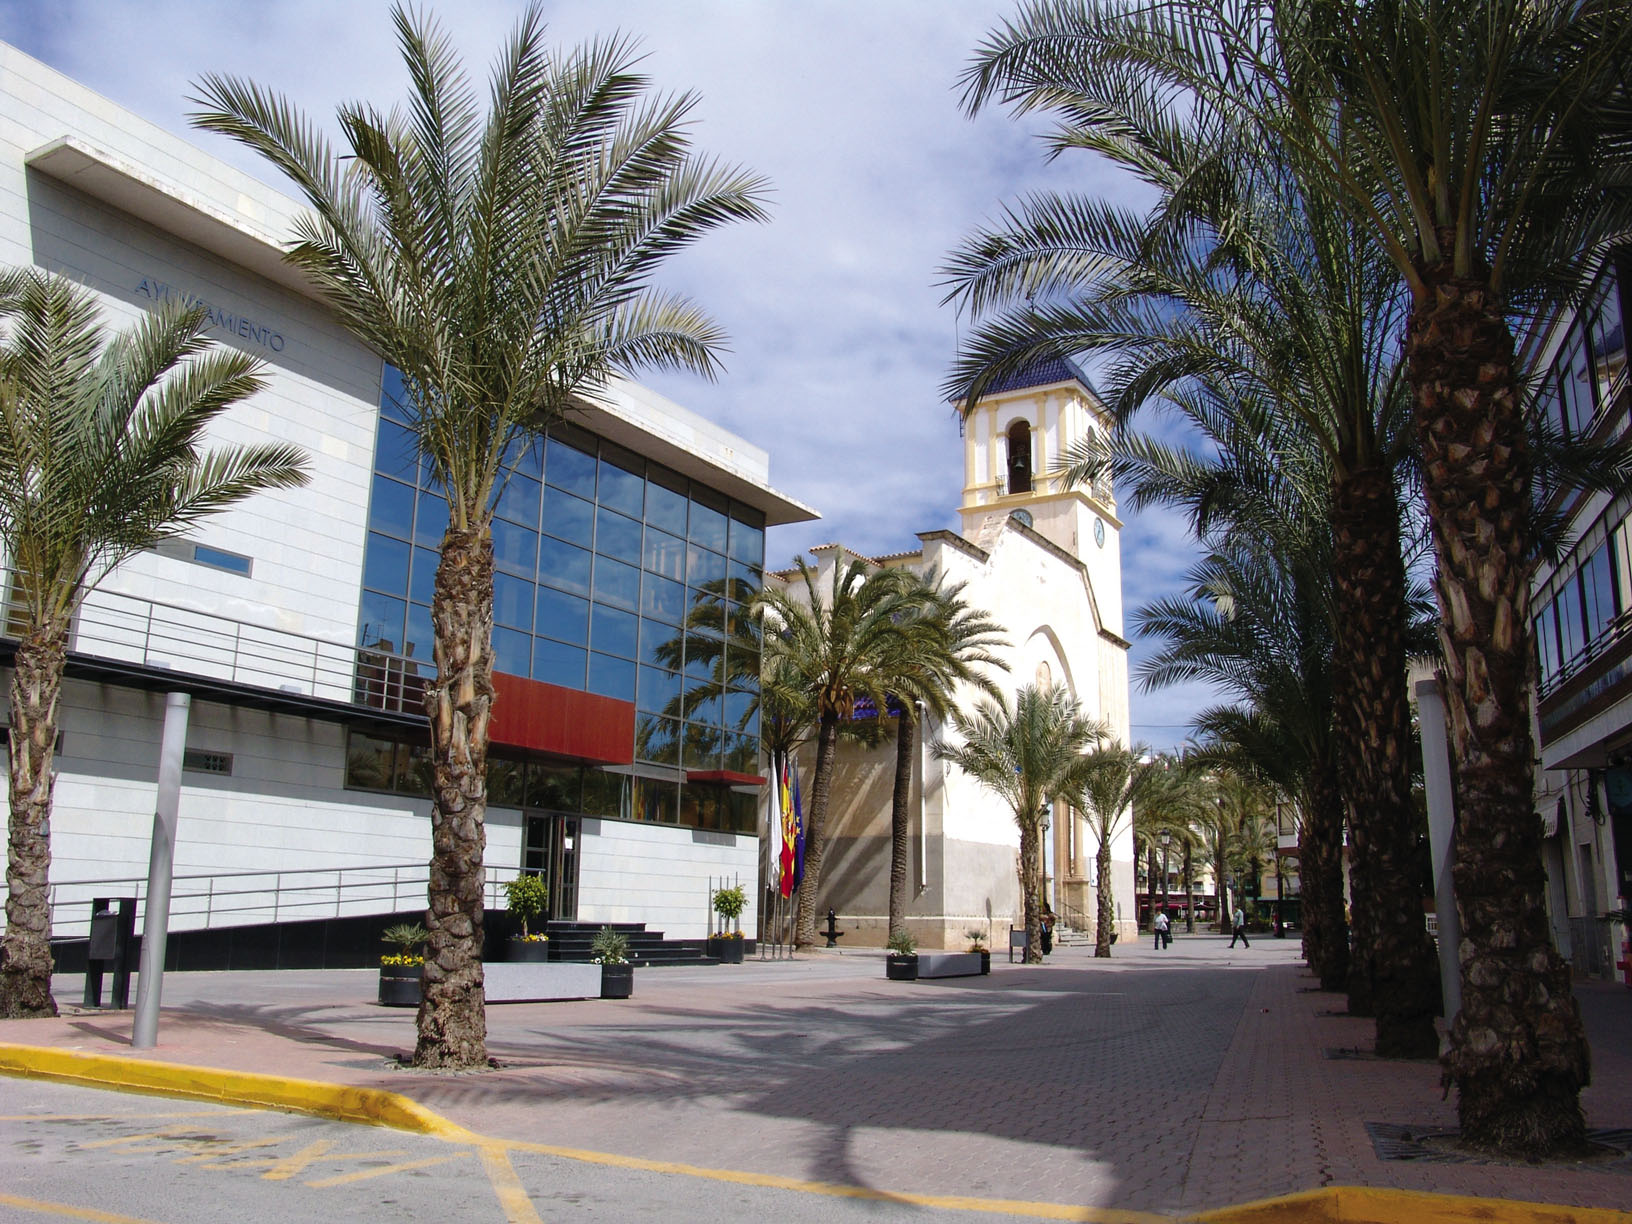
left=485, top=961, right=603, bottom=1003
left=917, top=951, right=984, bottom=979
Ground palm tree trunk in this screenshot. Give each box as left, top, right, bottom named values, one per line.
left=1021, top=820, right=1042, bottom=963
left=1299, top=759, right=1349, bottom=993
left=1408, top=272, right=1588, bottom=1154
left=0, top=619, right=67, bottom=1018
left=1184, top=843, right=1195, bottom=933
left=414, top=524, right=493, bottom=1069
left=887, top=710, right=914, bottom=942
left=1094, top=836, right=1115, bottom=957
left=794, top=714, right=840, bottom=948
left=1213, top=843, right=1229, bottom=933
left=1330, top=461, right=1439, bottom=1057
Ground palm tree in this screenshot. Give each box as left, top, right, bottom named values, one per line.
left=933, top=682, right=1104, bottom=963
left=191, top=5, right=767, bottom=1067
left=947, top=2, right=1443, bottom=1055
left=753, top=556, right=925, bottom=948
left=1132, top=756, right=1208, bottom=932
left=0, top=270, right=308, bottom=1018
left=1074, top=743, right=1163, bottom=956
left=1218, top=770, right=1277, bottom=923
left=879, top=574, right=1007, bottom=944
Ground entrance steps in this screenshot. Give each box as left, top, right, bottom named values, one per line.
left=541, top=920, right=756, bottom=967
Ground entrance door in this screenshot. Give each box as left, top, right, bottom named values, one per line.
left=522, top=812, right=580, bottom=921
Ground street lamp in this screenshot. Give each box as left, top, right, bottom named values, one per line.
left=1159, top=828, right=1172, bottom=921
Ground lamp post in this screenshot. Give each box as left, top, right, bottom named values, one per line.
left=1159, top=828, right=1172, bottom=922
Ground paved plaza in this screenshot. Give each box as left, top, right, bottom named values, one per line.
left=2, top=935, right=1630, bottom=1221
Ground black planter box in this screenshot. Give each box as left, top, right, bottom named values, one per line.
left=600, top=963, right=634, bottom=999
left=508, top=937, right=551, bottom=962
left=708, top=935, right=745, bottom=964
left=378, top=963, right=422, bottom=1007
left=885, top=953, right=919, bottom=981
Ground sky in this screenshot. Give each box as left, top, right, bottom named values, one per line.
left=3, top=0, right=1218, bottom=752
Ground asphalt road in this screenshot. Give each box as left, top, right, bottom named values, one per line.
left=1, top=1078, right=1108, bottom=1224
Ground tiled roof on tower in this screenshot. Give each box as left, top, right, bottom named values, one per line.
left=972, top=354, right=1098, bottom=398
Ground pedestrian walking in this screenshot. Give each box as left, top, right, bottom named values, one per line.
left=1039, top=908, right=1055, bottom=955
left=1153, top=910, right=1170, bottom=950
left=1229, top=904, right=1250, bottom=948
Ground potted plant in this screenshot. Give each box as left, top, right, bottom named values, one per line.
left=592, top=925, right=633, bottom=999
left=966, top=928, right=991, bottom=975
left=378, top=922, right=425, bottom=1007
left=504, top=874, right=550, bottom=962
left=885, top=929, right=919, bottom=981
left=708, top=884, right=747, bottom=964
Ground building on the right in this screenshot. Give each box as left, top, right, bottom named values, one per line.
left=1525, top=249, right=1632, bottom=982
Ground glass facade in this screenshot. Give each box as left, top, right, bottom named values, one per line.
left=1536, top=262, right=1627, bottom=443
left=357, top=365, right=766, bottom=833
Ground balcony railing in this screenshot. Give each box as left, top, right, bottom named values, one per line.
left=5, top=579, right=431, bottom=718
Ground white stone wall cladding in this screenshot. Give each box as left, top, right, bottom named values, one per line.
left=574, top=817, right=758, bottom=940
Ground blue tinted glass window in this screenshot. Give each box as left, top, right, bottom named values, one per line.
left=1582, top=542, right=1618, bottom=642
left=1536, top=608, right=1560, bottom=681
left=1558, top=577, right=1584, bottom=663
left=684, top=721, right=721, bottom=769
left=587, top=652, right=637, bottom=702
left=380, top=364, right=410, bottom=423
left=536, top=587, right=589, bottom=645
left=495, top=473, right=542, bottom=527
left=494, top=572, right=533, bottom=630
left=724, top=733, right=758, bottom=775
left=492, top=519, right=538, bottom=576
left=493, top=626, right=531, bottom=677
left=374, top=418, right=419, bottom=484
left=414, top=492, right=449, bottom=548
left=539, top=537, right=591, bottom=596
left=593, top=555, right=641, bottom=611
left=1559, top=332, right=1594, bottom=439
left=501, top=431, right=544, bottom=480
left=689, top=496, right=728, bottom=551
left=598, top=455, right=645, bottom=517
left=646, top=476, right=688, bottom=533
left=688, top=544, right=728, bottom=588
left=542, top=487, right=594, bottom=545
left=637, top=665, right=682, bottom=715
left=728, top=513, right=764, bottom=566
left=687, top=684, right=722, bottom=726
left=685, top=641, right=718, bottom=682
left=725, top=690, right=759, bottom=736
left=1589, top=273, right=1626, bottom=411
left=728, top=559, right=762, bottom=597
left=404, top=602, right=434, bottom=663
left=545, top=436, right=597, bottom=497
left=534, top=639, right=587, bottom=689
left=590, top=603, right=639, bottom=658
left=640, top=617, right=683, bottom=668
left=595, top=506, right=643, bottom=564
left=192, top=544, right=251, bottom=575
left=363, top=532, right=410, bottom=594
left=643, top=573, right=685, bottom=624
left=369, top=475, right=416, bottom=538
left=643, top=528, right=686, bottom=580
left=725, top=644, right=759, bottom=689
left=418, top=453, right=444, bottom=496
left=636, top=714, right=680, bottom=764
left=359, top=590, right=406, bottom=650
left=409, top=546, right=439, bottom=607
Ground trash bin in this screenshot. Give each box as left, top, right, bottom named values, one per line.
left=84, top=897, right=137, bottom=1010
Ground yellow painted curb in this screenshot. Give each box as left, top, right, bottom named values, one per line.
left=0, top=1042, right=477, bottom=1143
left=1184, top=1185, right=1632, bottom=1224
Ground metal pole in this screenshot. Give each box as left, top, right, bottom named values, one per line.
left=132, top=691, right=191, bottom=1049
left=1415, top=677, right=1463, bottom=1027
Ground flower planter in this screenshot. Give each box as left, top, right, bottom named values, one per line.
left=508, top=937, right=551, bottom=963
left=708, top=935, right=744, bottom=964
left=885, top=953, right=919, bottom=982
left=378, top=963, right=422, bottom=1007
left=980, top=951, right=991, bottom=975
left=600, top=963, right=634, bottom=999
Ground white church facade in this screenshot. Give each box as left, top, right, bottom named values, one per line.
left=777, top=360, right=1136, bottom=950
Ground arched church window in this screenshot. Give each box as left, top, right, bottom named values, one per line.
left=1006, top=420, right=1033, bottom=494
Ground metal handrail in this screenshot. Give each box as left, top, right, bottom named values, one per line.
left=1, top=860, right=517, bottom=940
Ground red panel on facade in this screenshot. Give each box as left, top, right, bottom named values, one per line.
left=686, top=769, right=767, bottom=787
left=489, top=672, right=634, bottom=764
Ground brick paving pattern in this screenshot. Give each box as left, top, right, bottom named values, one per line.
left=4, top=935, right=1629, bottom=1218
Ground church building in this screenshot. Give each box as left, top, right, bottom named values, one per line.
left=776, top=360, right=1136, bottom=949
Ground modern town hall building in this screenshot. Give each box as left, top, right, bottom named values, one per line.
left=0, top=41, right=813, bottom=945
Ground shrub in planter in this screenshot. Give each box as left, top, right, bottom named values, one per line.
left=707, top=929, right=745, bottom=964
left=592, top=926, right=633, bottom=999
left=504, top=874, right=550, bottom=960
left=966, top=928, right=991, bottom=975
left=885, top=929, right=918, bottom=982
left=710, top=884, right=748, bottom=964
left=378, top=922, right=426, bottom=1007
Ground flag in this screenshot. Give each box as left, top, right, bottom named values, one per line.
left=778, top=753, right=797, bottom=899
left=791, top=755, right=805, bottom=893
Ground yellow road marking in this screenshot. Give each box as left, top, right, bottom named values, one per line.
left=477, top=1141, right=545, bottom=1224
left=233, top=1139, right=409, bottom=1180
left=78, top=1125, right=200, bottom=1150
left=0, top=1191, right=169, bottom=1223
left=174, top=1137, right=283, bottom=1164
left=304, top=1152, right=465, bottom=1188
left=496, top=1137, right=1166, bottom=1224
